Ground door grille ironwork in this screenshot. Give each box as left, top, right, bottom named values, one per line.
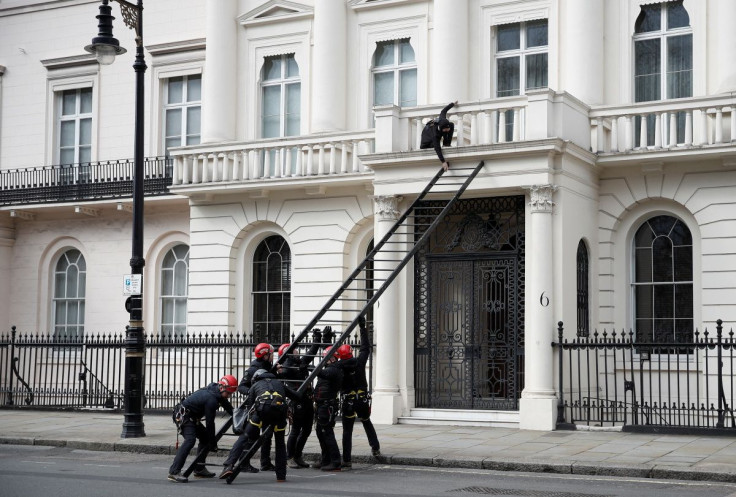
left=415, top=195, right=525, bottom=410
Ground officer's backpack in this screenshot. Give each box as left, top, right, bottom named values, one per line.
left=255, top=390, right=287, bottom=417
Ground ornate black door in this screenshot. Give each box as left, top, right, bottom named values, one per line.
left=415, top=196, right=525, bottom=410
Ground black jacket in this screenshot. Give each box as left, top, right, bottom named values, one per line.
left=338, top=324, right=371, bottom=394
left=239, top=357, right=273, bottom=396
left=313, top=361, right=343, bottom=402
left=420, top=102, right=455, bottom=163
left=277, top=331, right=322, bottom=392
left=245, top=372, right=299, bottom=406
left=181, top=383, right=234, bottom=443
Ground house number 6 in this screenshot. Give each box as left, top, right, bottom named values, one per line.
left=540, top=292, right=549, bottom=307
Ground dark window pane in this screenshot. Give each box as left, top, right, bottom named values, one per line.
left=635, top=223, right=655, bottom=247
left=526, top=53, right=548, bottom=90
left=253, top=293, right=268, bottom=321
left=497, top=24, right=520, bottom=52
left=653, top=285, right=674, bottom=319
left=635, top=285, right=653, bottom=319
left=667, top=1, right=689, bottom=29
left=635, top=4, right=661, bottom=33
left=667, top=34, right=692, bottom=99
left=635, top=39, right=661, bottom=102
left=497, top=57, right=520, bottom=97
left=653, top=319, right=674, bottom=343
left=526, top=20, right=548, bottom=47
left=673, top=246, right=692, bottom=281
left=253, top=261, right=267, bottom=291
left=637, top=318, right=653, bottom=342
left=674, top=284, right=693, bottom=318
left=635, top=247, right=652, bottom=282
left=652, top=236, right=673, bottom=282
left=674, top=318, right=693, bottom=344
left=669, top=219, right=692, bottom=246
left=650, top=215, right=676, bottom=236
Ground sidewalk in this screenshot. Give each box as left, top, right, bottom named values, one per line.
left=2, top=409, right=736, bottom=483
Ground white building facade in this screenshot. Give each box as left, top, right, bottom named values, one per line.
left=1, top=0, right=735, bottom=431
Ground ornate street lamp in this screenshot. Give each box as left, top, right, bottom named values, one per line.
left=85, top=0, right=147, bottom=438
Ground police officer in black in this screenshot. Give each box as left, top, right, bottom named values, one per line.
left=167, top=375, right=236, bottom=483
left=277, top=327, right=328, bottom=469
left=338, top=316, right=381, bottom=468
left=219, top=369, right=295, bottom=482
left=313, top=330, right=344, bottom=471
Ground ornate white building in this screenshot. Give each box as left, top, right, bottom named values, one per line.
left=1, top=0, right=735, bottom=431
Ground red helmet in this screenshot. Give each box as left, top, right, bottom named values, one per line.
left=254, top=343, right=274, bottom=359
left=336, top=344, right=353, bottom=360
left=219, top=374, right=238, bottom=393
left=323, top=346, right=333, bottom=358
left=278, top=343, right=290, bottom=357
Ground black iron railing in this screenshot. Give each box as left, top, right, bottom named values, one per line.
left=554, top=320, right=736, bottom=433
left=0, top=157, right=172, bottom=206
left=0, top=326, right=370, bottom=412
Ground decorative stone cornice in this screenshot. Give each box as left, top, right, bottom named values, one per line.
left=525, top=185, right=557, bottom=213
left=372, top=195, right=402, bottom=221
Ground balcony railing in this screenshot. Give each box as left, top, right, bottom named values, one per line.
left=168, top=130, right=376, bottom=188
left=590, top=94, right=736, bottom=154
left=0, top=157, right=172, bottom=206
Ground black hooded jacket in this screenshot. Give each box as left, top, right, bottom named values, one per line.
left=238, top=357, right=273, bottom=396
left=420, top=101, right=455, bottom=163
left=181, top=383, right=234, bottom=443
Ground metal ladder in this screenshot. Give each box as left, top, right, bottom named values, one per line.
left=185, top=160, right=485, bottom=481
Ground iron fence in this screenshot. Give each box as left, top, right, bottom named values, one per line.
left=0, top=157, right=172, bottom=206
left=0, top=326, right=370, bottom=412
left=554, top=320, right=736, bottom=433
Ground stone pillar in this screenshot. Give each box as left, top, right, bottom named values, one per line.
left=560, top=0, right=603, bottom=104
left=0, top=220, right=16, bottom=331
left=201, top=0, right=237, bottom=143
left=371, top=195, right=403, bottom=424
left=432, top=0, right=467, bottom=102
left=520, top=185, right=558, bottom=431
left=311, top=1, right=346, bottom=131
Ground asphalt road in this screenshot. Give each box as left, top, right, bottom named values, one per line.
left=2, top=444, right=736, bottom=497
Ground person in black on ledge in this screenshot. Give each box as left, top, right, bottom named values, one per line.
left=420, top=100, right=458, bottom=171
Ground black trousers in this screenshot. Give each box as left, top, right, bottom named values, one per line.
left=225, top=410, right=287, bottom=480
left=315, top=400, right=340, bottom=466
left=287, top=400, right=314, bottom=459
left=341, top=394, right=380, bottom=463
left=224, top=425, right=273, bottom=468
left=169, top=418, right=207, bottom=475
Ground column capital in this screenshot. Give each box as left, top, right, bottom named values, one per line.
left=372, top=195, right=403, bottom=221
left=524, top=184, right=558, bottom=213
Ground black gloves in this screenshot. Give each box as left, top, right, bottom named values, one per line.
left=322, top=326, right=334, bottom=343
left=358, top=315, right=366, bottom=330
left=312, top=328, right=322, bottom=343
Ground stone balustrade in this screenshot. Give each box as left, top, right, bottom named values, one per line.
left=589, top=94, right=736, bottom=153
left=168, top=131, right=375, bottom=186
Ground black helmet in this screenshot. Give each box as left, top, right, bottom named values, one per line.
left=252, top=368, right=269, bottom=383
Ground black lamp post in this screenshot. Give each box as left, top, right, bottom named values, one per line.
left=85, top=0, right=146, bottom=438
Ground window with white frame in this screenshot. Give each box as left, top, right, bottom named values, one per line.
left=160, top=244, right=189, bottom=338
left=633, top=1, right=692, bottom=144
left=163, top=75, right=201, bottom=153
left=495, top=20, right=548, bottom=139
left=53, top=249, right=86, bottom=339
left=372, top=38, right=417, bottom=109
left=58, top=88, right=92, bottom=165
left=252, top=235, right=291, bottom=345
left=261, top=54, right=301, bottom=139
left=632, top=215, right=693, bottom=346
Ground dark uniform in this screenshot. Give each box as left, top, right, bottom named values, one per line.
left=223, top=355, right=274, bottom=472
left=313, top=346, right=344, bottom=471
left=339, top=317, right=380, bottom=466
left=277, top=329, right=325, bottom=467
left=420, top=101, right=456, bottom=164
left=228, top=371, right=296, bottom=482
left=169, top=383, right=233, bottom=480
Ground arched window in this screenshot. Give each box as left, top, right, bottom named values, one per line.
left=160, top=244, right=189, bottom=338
left=576, top=240, right=589, bottom=337
left=632, top=215, right=693, bottom=344
left=53, top=249, right=86, bottom=339
left=633, top=1, right=692, bottom=145
left=372, top=38, right=417, bottom=109
left=252, top=235, right=291, bottom=344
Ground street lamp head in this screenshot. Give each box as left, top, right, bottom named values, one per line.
left=84, top=0, right=126, bottom=65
